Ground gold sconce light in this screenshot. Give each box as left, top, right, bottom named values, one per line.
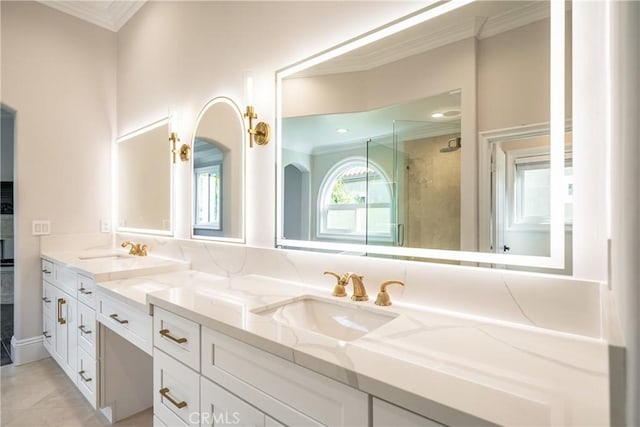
left=244, top=73, right=271, bottom=148
left=169, top=109, right=191, bottom=163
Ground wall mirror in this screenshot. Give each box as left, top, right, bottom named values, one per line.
left=276, top=0, right=571, bottom=270
left=191, top=96, right=245, bottom=243
left=117, top=118, right=173, bottom=235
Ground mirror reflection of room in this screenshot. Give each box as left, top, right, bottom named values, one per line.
left=279, top=0, right=572, bottom=273
left=191, top=97, right=245, bottom=241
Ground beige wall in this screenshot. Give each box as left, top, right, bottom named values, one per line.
left=1, top=1, right=116, bottom=345
left=116, top=1, right=427, bottom=245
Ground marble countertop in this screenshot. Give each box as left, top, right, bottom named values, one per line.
left=97, top=270, right=609, bottom=426
left=41, top=248, right=190, bottom=282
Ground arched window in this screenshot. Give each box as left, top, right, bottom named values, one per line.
left=318, top=158, right=393, bottom=241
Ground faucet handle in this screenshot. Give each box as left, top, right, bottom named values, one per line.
left=138, top=244, right=148, bottom=256
left=323, top=271, right=348, bottom=297
left=375, top=280, right=404, bottom=306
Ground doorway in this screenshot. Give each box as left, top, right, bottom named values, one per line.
left=1, top=104, right=16, bottom=365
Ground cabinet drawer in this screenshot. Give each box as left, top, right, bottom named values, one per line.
left=154, top=308, right=200, bottom=371
left=77, top=302, right=96, bottom=357
left=200, top=376, right=264, bottom=427
left=77, top=273, right=95, bottom=308
left=201, top=328, right=367, bottom=427
left=97, top=291, right=151, bottom=355
left=154, top=349, right=199, bottom=426
left=42, top=281, right=55, bottom=318
left=55, top=264, right=77, bottom=297
left=41, top=259, right=54, bottom=280
left=77, top=347, right=97, bottom=409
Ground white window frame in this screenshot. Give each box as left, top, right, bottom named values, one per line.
left=316, top=158, right=394, bottom=242
left=506, top=149, right=573, bottom=231
left=194, top=163, right=222, bottom=231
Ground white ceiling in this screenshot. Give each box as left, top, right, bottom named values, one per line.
left=36, top=1, right=146, bottom=32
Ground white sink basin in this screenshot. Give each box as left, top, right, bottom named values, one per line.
left=253, top=296, right=398, bottom=341
left=78, top=253, right=131, bottom=261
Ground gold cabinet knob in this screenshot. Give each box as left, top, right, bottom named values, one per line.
left=323, top=271, right=348, bottom=297
left=375, top=280, right=404, bottom=306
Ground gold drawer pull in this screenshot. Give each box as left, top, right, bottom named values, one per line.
left=159, top=387, right=187, bottom=409
left=78, top=325, right=92, bottom=335
left=79, top=287, right=93, bottom=295
left=57, top=298, right=66, bottom=324
left=42, top=331, right=51, bottom=338
left=109, top=313, right=128, bottom=324
left=42, top=296, right=51, bottom=303
left=79, top=370, right=92, bottom=382
left=42, top=269, right=51, bottom=274
left=159, top=329, right=187, bottom=344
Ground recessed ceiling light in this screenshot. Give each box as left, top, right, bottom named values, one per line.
left=336, top=128, right=349, bottom=133
left=431, top=112, right=444, bottom=118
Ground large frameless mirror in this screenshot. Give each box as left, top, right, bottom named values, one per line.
left=116, top=118, right=173, bottom=235
left=276, top=0, right=571, bottom=271
left=191, top=96, right=245, bottom=243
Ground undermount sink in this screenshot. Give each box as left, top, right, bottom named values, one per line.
left=253, top=296, right=398, bottom=341
left=78, top=253, right=131, bottom=261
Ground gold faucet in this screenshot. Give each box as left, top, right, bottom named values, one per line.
left=344, top=272, right=368, bottom=302
left=375, top=280, right=404, bottom=306
left=121, top=240, right=148, bottom=256
left=323, top=271, right=350, bottom=297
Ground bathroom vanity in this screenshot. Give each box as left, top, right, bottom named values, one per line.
left=40, top=248, right=188, bottom=421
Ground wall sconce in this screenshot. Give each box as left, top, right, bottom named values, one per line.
left=244, top=73, right=271, bottom=148
left=168, top=109, right=191, bottom=162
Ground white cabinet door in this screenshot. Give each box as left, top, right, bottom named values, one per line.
left=200, top=376, right=264, bottom=427
left=53, top=286, right=78, bottom=383
left=373, top=398, right=445, bottom=427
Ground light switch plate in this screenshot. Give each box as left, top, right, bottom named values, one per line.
left=32, top=220, right=51, bottom=236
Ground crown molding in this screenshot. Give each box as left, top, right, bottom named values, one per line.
left=37, top=1, right=146, bottom=32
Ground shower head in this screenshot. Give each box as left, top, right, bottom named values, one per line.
left=440, top=136, right=461, bottom=153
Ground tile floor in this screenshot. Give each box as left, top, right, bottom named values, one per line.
left=0, top=357, right=152, bottom=426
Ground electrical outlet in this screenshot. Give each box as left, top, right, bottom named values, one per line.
left=32, top=220, right=51, bottom=236
left=100, top=219, right=111, bottom=233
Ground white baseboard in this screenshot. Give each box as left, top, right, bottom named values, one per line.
left=10, top=335, right=50, bottom=366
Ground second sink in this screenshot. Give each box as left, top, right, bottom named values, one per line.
left=253, top=296, right=398, bottom=341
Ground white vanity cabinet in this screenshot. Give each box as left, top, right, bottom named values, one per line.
left=42, top=261, right=78, bottom=384
left=41, top=258, right=98, bottom=409
left=152, top=306, right=368, bottom=427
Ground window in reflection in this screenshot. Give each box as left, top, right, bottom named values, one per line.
left=318, top=158, right=393, bottom=241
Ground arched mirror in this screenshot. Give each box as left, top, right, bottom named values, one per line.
left=117, top=118, right=173, bottom=235
left=191, top=97, right=245, bottom=242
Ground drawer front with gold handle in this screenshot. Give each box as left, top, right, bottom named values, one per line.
left=77, top=301, right=96, bottom=357
left=77, top=347, right=97, bottom=409
left=154, top=308, right=200, bottom=371
left=57, top=298, right=67, bottom=324
left=153, top=349, right=198, bottom=425
left=97, top=291, right=152, bottom=355
left=159, top=387, right=187, bottom=409
left=159, top=329, right=187, bottom=344
left=109, top=313, right=129, bottom=324
left=77, top=273, right=95, bottom=307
